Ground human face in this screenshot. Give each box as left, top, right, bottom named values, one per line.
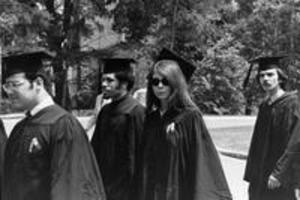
left=151, top=73, right=171, bottom=102
left=258, top=68, right=281, bottom=92
left=101, top=73, right=123, bottom=100
left=3, top=73, right=38, bottom=111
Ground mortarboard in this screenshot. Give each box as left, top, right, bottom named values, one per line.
left=102, top=58, right=136, bottom=74
left=243, top=56, right=286, bottom=88
left=2, top=50, right=54, bottom=80
left=157, top=48, right=200, bottom=82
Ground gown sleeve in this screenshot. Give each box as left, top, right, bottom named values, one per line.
left=243, top=105, right=264, bottom=183
left=128, top=106, right=145, bottom=178
left=50, top=115, right=106, bottom=200
left=176, top=109, right=232, bottom=200
left=271, top=104, right=300, bottom=188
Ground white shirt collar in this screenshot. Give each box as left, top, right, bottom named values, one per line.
left=29, top=96, right=55, bottom=116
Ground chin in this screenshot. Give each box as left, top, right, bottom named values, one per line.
left=263, top=87, right=276, bottom=93
left=11, top=104, right=26, bottom=112
left=157, top=96, right=168, bottom=101
left=102, top=93, right=111, bottom=99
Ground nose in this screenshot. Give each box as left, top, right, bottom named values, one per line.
left=102, top=82, right=109, bottom=91
left=156, top=81, right=165, bottom=88
left=102, top=80, right=108, bottom=87
left=2, top=86, right=13, bottom=95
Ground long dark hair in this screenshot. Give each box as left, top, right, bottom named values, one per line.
left=146, top=60, right=197, bottom=113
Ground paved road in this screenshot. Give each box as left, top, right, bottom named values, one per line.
left=220, top=155, right=248, bottom=200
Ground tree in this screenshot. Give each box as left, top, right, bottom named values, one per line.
left=0, top=0, right=109, bottom=108
left=232, top=0, right=300, bottom=113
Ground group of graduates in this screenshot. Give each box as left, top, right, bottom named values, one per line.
left=0, top=47, right=300, bottom=200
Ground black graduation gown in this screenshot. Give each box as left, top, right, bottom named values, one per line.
left=91, top=95, right=145, bottom=200
left=244, top=91, right=300, bottom=200
left=140, top=107, right=232, bottom=200
left=0, top=119, right=7, bottom=168
left=0, top=119, right=7, bottom=200
left=3, top=105, right=106, bottom=200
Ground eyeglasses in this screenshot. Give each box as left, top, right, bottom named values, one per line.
left=102, top=77, right=116, bottom=83
left=2, top=81, right=26, bottom=92
left=151, top=78, right=169, bottom=86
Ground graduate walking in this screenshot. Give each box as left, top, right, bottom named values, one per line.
left=1, top=50, right=106, bottom=200
left=91, top=58, right=145, bottom=200
left=138, top=48, right=232, bottom=200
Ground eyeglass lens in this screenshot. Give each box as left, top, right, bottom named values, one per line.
left=151, top=78, right=169, bottom=86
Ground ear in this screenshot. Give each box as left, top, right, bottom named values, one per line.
left=119, top=81, right=128, bottom=90
left=34, top=77, right=45, bottom=87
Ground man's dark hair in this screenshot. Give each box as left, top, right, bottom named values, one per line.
left=114, top=70, right=135, bottom=91
left=25, top=71, right=53, bottom=94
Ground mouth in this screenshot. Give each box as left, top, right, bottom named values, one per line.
left=155, top=91, right=169, bottom=98
left=102, top=90, right=112, bottom=97
left=263, top=84, right=272, bottom=88
left=156, top=89, right=168, bottom=93
left=262, top=81, right=271, bottom=86
left=102, top=89, right=109, bottom=94
left=8, top=96, right=17, bottom=101
left=157, top=92, right=166, bottom=95
left=8, top=98, right=19, bottom=107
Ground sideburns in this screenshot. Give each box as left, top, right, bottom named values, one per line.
left=116, top=82, right=122, bottom=90
left=29, top=82, right=35, bottom=89
left=117, top=82, right=128, bottom=91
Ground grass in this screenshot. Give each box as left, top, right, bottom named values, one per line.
left=209, top=125, right=254, bottom=154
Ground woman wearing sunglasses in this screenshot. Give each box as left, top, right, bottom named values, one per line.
left=138, top=49, right=232, bottom=200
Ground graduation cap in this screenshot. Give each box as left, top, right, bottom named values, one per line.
left=102, top=58, right=136, bottom=74
left=157, top=48, right=200, bottom=82
left=243, top=56, right=286, bottom=88
left=2, top=50, right=54, bottom=80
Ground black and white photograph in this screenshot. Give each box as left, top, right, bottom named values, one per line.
left=1, top=0, right=300, bottom=200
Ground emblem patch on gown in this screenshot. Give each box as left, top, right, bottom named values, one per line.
left=29, top=137, right=42, bottom=153
left=166, top=122, right=175, bottom=134
left=166, top=122, right=179, bottom=146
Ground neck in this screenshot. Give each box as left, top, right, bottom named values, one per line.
left=112, top=91, right=127, bottom=102
left=267, top=87, right=285, bottom=103
left=27, top=89, right=52, bottom=111
left=160, top=100, right=168, bottom=114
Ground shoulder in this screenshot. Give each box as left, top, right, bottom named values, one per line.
left=123, top=96, right=145, bottom=114
left=31, top=105, right=75, bottom=125
left=50, top=108, right=86, bottom=140
left=275, top=91, right=300, bottom=110
left=168, top=107, right=204, bottom=129
left=177, top=107, right=202, bottom=121
left=281, top=91, right=299, bottom=103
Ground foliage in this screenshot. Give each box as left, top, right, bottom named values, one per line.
left=231, top=0, right=300, bottom=112
left=2, top=0, right=300, bottom=114
left=192, top=33, right=247, bottom=114
left=0, top=0, right=107, bottom=108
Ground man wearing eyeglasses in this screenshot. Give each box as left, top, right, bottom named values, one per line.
left=91, top=58, right=145, bottom=200
left=1, top=50, right=106, bottom=200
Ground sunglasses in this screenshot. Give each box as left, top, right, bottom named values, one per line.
left=151, top=77, right=169, bottom=86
